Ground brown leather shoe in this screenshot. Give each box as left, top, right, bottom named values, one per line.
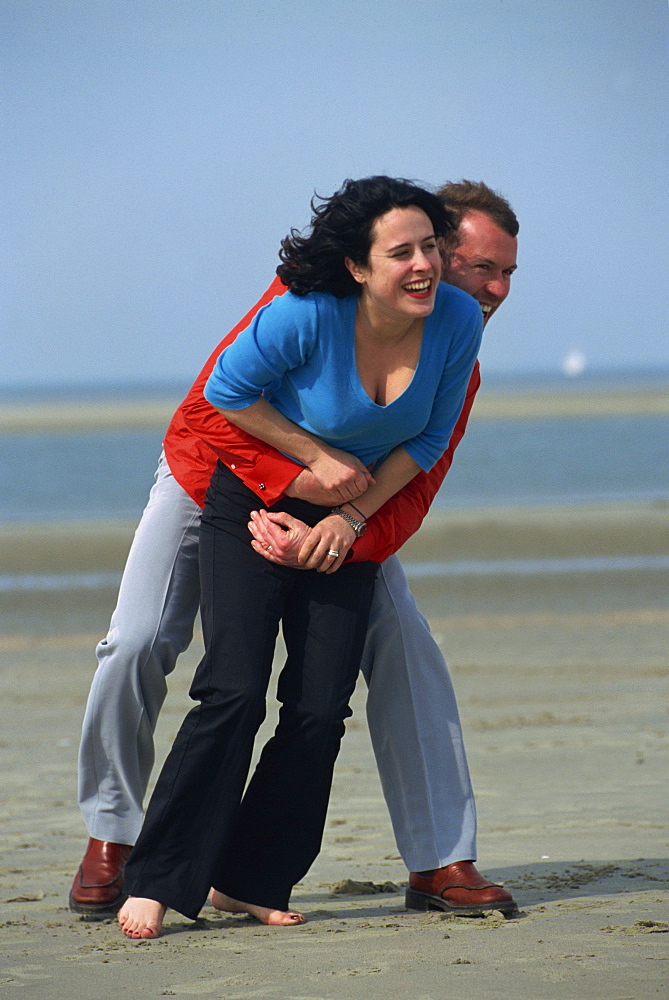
left=69, top=838, right=133, bottom=917
left=406, top=860, right=517, bottom=916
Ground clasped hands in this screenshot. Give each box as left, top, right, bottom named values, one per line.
left=248, top=453, right=372, bottom=574
left=249, top=509, right=357, bottom=573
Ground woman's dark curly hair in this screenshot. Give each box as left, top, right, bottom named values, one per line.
left=277, top=175, right=455, bottom=297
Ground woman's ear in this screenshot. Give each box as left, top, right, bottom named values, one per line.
left=345, top=256, right=366, bottom=284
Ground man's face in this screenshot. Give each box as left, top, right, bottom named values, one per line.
left=442, top=210, right=518, bottom=326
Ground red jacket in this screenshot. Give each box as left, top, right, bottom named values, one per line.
left=163, top=276, right=480, bottom=563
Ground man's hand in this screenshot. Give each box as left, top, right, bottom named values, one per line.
left=284, top=468, right=350, bottom=506
left=308, top=447, right=374, bottom=503
left=248, top=510, right=356, bottom=573
left=248, top=510, right=310, bottom=569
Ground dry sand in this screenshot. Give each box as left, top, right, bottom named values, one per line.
left=1, top=503, right=668, bottom=999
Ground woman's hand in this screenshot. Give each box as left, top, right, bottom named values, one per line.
left=296, top=514, right=356, bottom=572
left=248, top=510, right=356, bottom=573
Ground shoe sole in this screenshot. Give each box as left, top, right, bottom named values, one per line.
left=405, top=887, right=518, bottom=917
left=68, top=889, right=127, bottom=919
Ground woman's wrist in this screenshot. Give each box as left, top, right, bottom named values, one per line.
left=323, top=513, right=357, bottom=544
left=340, top=500, right=368, bottom=521
left=330, top=506, right=366, bottom=539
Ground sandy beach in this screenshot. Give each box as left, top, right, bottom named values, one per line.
left=0, top=383, right=667, bottom=434
left=1, top=502, right=668, bottom=999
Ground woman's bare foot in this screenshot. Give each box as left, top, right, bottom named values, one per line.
left=209, top=888, right=304, bottom=925
left=118, top=896, right=167, bottom=938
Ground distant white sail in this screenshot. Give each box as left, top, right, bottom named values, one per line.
left=562, top=349, right=587, bottom=377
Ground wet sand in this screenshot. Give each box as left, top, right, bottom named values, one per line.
left=0, top=383, right=667, bottom=433
left=0, top=503, right=668, bottom=999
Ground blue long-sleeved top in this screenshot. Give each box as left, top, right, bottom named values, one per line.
left=204, top=282, right=482, bottom=473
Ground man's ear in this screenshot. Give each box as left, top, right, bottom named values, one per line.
left=345, top=256, right=366, bottom=284
left=436, top=237, right=450, bottom=274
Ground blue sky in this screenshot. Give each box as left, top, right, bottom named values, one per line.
left=2, top=0, right=667, bottom=388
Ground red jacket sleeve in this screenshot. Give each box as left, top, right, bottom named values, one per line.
left=164, top=276, right=305, bottom=507
left=348, top=360, right=481, bottom=562
left=165, top=280, right=480, bottom=558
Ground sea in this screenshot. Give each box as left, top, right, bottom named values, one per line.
left=1, top=369, right=668, bottom=590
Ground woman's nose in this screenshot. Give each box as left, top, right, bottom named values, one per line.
left=413, top=249, right=432, bottom=270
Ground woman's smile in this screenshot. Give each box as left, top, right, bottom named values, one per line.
left=348, top=205, right=442, bottom=327
left=402, top=277, right=433, bottom=298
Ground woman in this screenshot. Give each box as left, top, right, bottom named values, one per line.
left=119, top=176, right=483, bottom=938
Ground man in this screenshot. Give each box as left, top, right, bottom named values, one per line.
left=70, top=180, right=519, bottom=919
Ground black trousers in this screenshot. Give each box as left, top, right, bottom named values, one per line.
left=124, top=463, right=378, bottom=919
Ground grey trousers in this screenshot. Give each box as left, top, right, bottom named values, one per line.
left=78, top=452, right=477, bottom=871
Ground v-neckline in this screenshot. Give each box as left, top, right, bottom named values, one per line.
left=352, top=307, right=426, bottom=408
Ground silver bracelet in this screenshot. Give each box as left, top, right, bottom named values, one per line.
left=330, top=506, right=367, bottom=538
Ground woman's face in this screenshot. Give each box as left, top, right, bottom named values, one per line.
left=347, top=205, right=442, bottom=324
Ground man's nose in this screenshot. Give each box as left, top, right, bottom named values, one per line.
left=484, top=276, right=508, bottom=300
